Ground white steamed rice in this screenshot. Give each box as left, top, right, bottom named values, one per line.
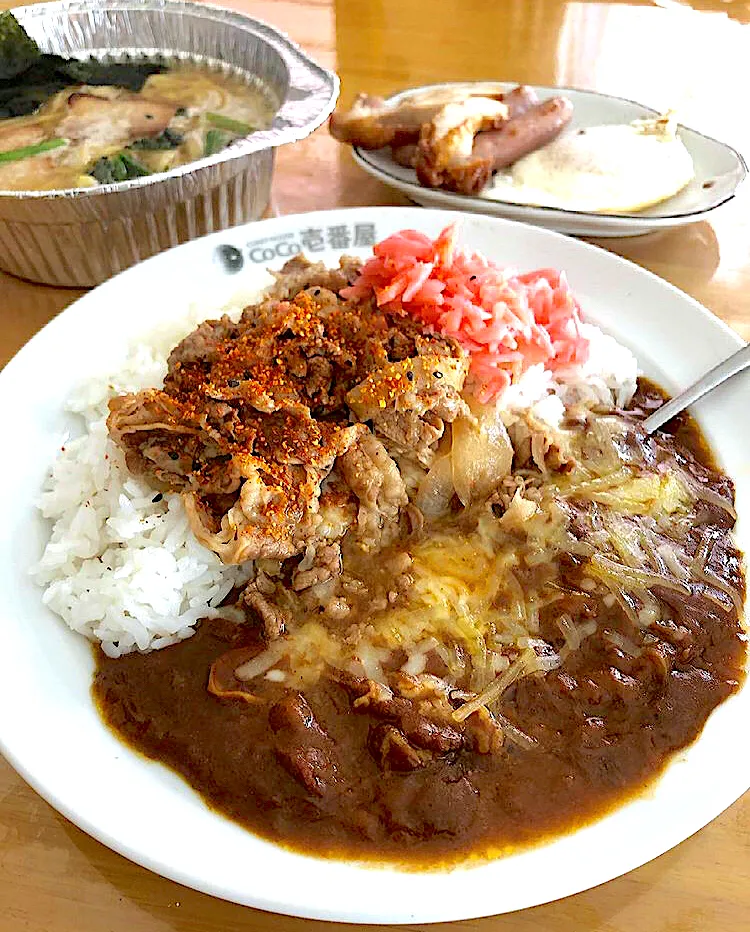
left=33, top=288, right=638, bottom=658
left=501, top=322, right=638, bottom=426
left=32, top=301, right=256, bottom=658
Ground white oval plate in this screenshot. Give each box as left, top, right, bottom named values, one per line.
left=352, top=83, right=747, bottom=237
left=0, top=207, right=748, bottom=924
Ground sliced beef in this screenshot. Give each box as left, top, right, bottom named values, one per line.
left=264, top=254, right=363, bottom=299
left=369, top=724, right=429, bottom=771
left=268, top=691, right=329, bottom=738
left=346, top=354, right=469, bottom=466
left=108, top=257, right=465, bottom=566
left=338, top=431, right=408, bottom=551
left=336, top=672, right=465, bottom=770
left=292, top=542, right=343, bottom=591
left=378, top=773, right=480, bottom=836
left=269, top=693, right=339, bottom=797
left=242, top=583, right=288, bottom=640
left=165, top=316, right=239, bottom=390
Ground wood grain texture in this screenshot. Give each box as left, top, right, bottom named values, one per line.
left=1, top=0, right=749, bottom=928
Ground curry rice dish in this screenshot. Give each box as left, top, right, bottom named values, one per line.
left=35, top=230, right=746, bottom=863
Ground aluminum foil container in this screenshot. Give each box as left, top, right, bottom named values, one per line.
left=0, top=0, right=339, bottom=286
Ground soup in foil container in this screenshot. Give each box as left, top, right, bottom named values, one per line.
left=0, top=0, right=339, bottom=286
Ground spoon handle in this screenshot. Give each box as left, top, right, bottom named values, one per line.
left=643, top=342, right=750, bottom=434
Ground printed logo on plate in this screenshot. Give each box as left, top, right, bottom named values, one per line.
left=214, top=223, right=378, bottom=274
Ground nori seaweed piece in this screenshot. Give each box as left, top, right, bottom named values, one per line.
left=0, top=84, right=65, bottom=119
left=0, top=12, right=41, bottom=81
left=56, top=57, right=165, bottom=92
left=0, top=56, right=69, bottom=117
left=0, top=44, right=167, bottom=119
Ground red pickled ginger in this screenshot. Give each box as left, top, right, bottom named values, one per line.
left=341, top=224, right=589, bottom=401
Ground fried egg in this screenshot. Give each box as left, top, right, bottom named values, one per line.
left=484, top=114, right=694, bottom=214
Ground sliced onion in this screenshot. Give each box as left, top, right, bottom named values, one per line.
left=687, top=478, right=737, bottom=521
left=695, top=569, right=745, bottom=615
left=691, top=535, right=713, bottom=574
left=556, top=612, right=580, bottom=651
left=494, top=711, right=538, bottom=751
left=453, top=649, right=535, bottom=722
left=589, top=553, right=691, bottom=596
left=604, top=629, right=643, bottom=658
left=297, top=543, right=316, bottom=572
left=451, top=406, right=513, bottom=507
left=611, top=586, right=645, bottom=628
left=415, top=454, right=454, bottom=518
left=533, top=652, right=562, bottom=672
left=655, top=541, right=690, bottom=581
left=234, top=639, right=288, bottom=681
left=562, top=467, right=633, bottom=499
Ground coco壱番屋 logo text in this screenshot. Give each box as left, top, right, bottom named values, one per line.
left=214, top=222, right=378, bottom=273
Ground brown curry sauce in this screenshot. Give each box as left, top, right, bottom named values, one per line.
left=92, top=381, right=747, bottom=865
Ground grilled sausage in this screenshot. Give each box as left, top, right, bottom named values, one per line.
left=472, top=96, right=574, bottom=171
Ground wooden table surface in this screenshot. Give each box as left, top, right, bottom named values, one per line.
left=2, top=0, right=750, bottom=929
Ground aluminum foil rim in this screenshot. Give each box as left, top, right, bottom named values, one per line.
left=1, top=0, right=340, bottom=201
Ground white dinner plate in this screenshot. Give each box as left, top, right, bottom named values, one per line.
left=352, top=83, right=747, bottom=237
left=0, top=207, right=748, bottom=924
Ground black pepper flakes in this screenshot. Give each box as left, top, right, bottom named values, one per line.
left=433, top=370, right=443, bottom=379
left=313, top=288, right=321, bottom=296
left=469, top=275, right=477, bottom=281
left=151, top=493, right=163, bottom=503
left=227, top=378, right=240, bottom=388
left=169, top=451, right=179, bottom=460
left=406, top=370, right=414, bottom=381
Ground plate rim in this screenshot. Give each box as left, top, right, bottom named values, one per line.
left=352, top=81, right=747, bottom=224
left=0, top=205, right=748, bottom=924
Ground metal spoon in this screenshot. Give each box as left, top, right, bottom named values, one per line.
left=643, top=342, right=750, bottom=434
